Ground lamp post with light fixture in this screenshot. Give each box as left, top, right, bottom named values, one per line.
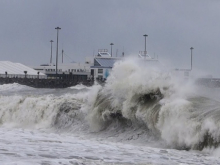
left=55, top=27, right=61, bottom=76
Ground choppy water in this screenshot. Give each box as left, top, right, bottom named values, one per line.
left=1, top=58, right=220, bottom=164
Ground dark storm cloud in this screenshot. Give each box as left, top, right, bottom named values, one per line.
left=0, top=0, right=220, bottom=77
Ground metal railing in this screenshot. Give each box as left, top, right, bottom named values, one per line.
left=0, top=74, right=47, bottom=79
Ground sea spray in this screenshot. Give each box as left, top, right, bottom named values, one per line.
left=2, top=59, right=220, bottom=151
left=86, top=57, right=220, bottom=150
left=0, top=91, right=85, bottom=130
left=1, top=84, right=220, bottom=164
left=86, top=57, right=171, bottom=133
left=0, top=94, right=57, bottom=128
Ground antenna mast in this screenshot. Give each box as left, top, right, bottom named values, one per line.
left=62, top=49, right=64, bottom=63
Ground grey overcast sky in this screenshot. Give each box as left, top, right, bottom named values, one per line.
left=0, top=0, right=220, bottom=77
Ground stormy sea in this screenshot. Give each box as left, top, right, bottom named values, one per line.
left=1, top=58, right=220, bottom=165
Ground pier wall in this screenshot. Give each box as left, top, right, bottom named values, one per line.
left=1, top=76, right=219, bottom=88
left=0, top=77, right=94, bottom=88
left=196, top=78, right=220, bottom=88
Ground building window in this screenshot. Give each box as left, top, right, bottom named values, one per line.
left=98, top=75, right=103, bottom=79
left=98, top=69, right=103, bottom=74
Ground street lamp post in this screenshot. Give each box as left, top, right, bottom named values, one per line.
left=62, top=49, right=64, bottom=63
left=190, top=47, right=194, bottom=70
left=24, top=71, right=27, bottom=78
left=55, top=27, right=61, bottom=76
left=143, top=34, right=148, bottom=58
left=110, top=43, right=114, bottom=57
left=50, top=40, right=54, bottom=64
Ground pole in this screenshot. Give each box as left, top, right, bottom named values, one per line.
left=50, top=40, right=53, bottom=64
left=143, top=34, right=148, bottom=58
left=110, top=43, right=114, bottom=57
left=55, top=27, right=61, bottom=76
left=190, top=47, right=194, bottom=70
left=62, top=49, right=64, bottom=63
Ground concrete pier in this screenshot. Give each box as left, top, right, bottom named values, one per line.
left=196, top=78, right=220, bottom=88
left=0, top=77, right=94, bottom=88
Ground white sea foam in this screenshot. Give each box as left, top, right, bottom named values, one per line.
left=0, top=127, right=219, bottom=165
left=0, top=83, right=33, bottom=92
left=1, top=57, right=220, bottom=164
left=69, top=83, right=92, bottom=90
left=85, top=57, right=220, bottom=150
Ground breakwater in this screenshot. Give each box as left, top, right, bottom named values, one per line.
left=196, top=78, right=220, bottom=88
left=1, top=76, right=219, bottom=88
left=0, top=77, right=94, bottom=88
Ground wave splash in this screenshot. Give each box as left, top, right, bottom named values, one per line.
left=1, top=58, right=220, bottom=151
left=85, top=58, right=220, bottom=150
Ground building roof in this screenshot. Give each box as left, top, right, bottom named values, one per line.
left=0, top=61, right=45, bottom=75
left=97, top=49, right=111, bottom=57
left=94, top=58, right=120, bottom=68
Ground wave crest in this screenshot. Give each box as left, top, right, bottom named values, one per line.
left=86, top=57, right=220, bottom=150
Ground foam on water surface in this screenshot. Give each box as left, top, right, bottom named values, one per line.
left=1, top=57, right=220, bottom=164
left=0, top=127, right=219, bottom=165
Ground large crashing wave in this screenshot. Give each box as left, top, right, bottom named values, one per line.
left=85, top=57, right=220, bottom=150
left=1, top=58, right=220, bottom=151
left=0, top=84, right=90, bottom=131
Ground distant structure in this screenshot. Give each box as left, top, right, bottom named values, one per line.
left=143, top=34, right=148, bottom=58
left=190, top=47, right=194, bottom=71
left=0, top=61, right=45, bottom=77
left=50, top=40, right=54, bottom=64
left=110, top=43, right=114, bottom=57
left=90, top=49, right=121, bottom=82
left=174, top=47, right=194, bottom=78
left=138, top=34, right=158, bottom=61
left=55, top=27, right=61, bottom=75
